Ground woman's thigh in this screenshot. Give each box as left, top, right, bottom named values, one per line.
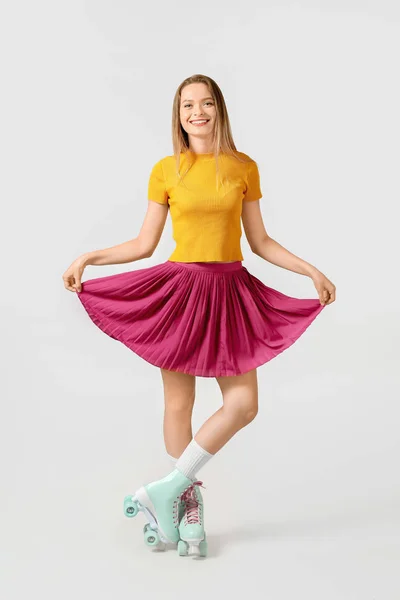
left=160, top=368, right=196, bottom=411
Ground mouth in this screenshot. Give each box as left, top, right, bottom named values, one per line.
left=189, top=119, right=210, bottom=127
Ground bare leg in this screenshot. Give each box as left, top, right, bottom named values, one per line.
left=160, top=368, right=196, bottom=459
left=194, top=369, right=258, bottom=454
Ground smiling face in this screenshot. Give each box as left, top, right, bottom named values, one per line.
left=179, top=82, right=216, bottom=150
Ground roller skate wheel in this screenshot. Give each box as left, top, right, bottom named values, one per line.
left=199, top=539, right=208, bottom=557
left=123, top=495, right=139, bottom=518
left=144, top=527, right=160, bottom=547
left=177, top=540, right=188, bottom=556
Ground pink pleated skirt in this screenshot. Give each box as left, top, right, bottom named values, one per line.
left=76, top=260, right=326, bottom=377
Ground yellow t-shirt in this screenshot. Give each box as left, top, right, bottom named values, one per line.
left=147, top=151, right=262, bottom=262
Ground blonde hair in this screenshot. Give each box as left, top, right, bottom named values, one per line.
left=171, top=74, right=252, bottom=191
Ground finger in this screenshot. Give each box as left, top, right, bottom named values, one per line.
left=73, top=276, right=82, bottom=293
left=320, top=288, right=330, bottom=305
left=63, top=275, right=81, bottom=293
left=62, top=277, right=74, bottom=292
left=325, top=289, right=335, bottom=304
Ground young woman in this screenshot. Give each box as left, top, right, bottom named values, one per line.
left=62, top=74, right=335, bottom=558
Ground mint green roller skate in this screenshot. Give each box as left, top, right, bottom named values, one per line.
left=177, top=481, right=207, bottom=558
left=123, top=468, right=196, bottom=550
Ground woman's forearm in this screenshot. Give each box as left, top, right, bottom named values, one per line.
left=81, top=237, right=150, bottom=267
left=254, top=236, right=320, bottom=278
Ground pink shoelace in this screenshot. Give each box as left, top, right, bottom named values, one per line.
left=180, top=480, right=205, bottom=524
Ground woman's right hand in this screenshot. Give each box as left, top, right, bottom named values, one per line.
left=62, top=256, right=88, bottom=293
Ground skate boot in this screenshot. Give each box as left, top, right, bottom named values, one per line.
left=123, top=468, right=196, bottom=550
left=177, top=481, right=208, bottom=558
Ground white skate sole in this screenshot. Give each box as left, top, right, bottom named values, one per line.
left=133, top=486, right=176, bottom=545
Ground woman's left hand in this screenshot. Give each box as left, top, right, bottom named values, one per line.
left=311, top=271, right=336, bottom=306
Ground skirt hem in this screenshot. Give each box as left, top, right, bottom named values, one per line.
left=78, top=292, right=326, bottom=378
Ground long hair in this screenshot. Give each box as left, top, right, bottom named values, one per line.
left=171, top=74, right=251, bottom=190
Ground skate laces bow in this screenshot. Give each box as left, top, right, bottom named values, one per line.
left=180, top=480, right=205, bottom=524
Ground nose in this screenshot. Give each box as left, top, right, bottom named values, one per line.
left=193, top=105, right=206, bottom=116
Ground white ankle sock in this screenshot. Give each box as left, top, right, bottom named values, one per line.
left=167, top=452, right=197, bottom=481
left=174, top=439, right=213, bottom=480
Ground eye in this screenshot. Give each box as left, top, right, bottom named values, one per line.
left=183, top=101, right=214, bottom=108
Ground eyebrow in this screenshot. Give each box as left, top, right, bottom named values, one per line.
left=181, top=97, right=214, bottom=104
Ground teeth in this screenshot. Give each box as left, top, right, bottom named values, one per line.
left=191, top=120, right=208, bottom=123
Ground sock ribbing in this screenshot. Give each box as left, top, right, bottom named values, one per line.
left=167, top=451, right=198, bottom=480
left=174, top=439, right=213, bottom=480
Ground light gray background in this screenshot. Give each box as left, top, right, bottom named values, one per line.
left=2, top=1, right=399, bottom=598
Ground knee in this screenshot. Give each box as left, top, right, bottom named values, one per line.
left=225, top=396, right=259, bottom=426
left=165, top=393, right=195, bottom=414
left=242, top=404, right=258, bottom=425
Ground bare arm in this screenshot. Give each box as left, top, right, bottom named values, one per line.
left=81, top=200, right=169, bottom=266
left=242, top=200, right=319, bottom=276
left=62, top=201, right=169, bottom=292
left=241, top=200, right=336, bottom=305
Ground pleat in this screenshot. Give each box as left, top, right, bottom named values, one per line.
left=76, top=261, right=326, bottom=377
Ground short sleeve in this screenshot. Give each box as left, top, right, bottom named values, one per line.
left=148, top=159, right=169, bottom=205
left=243, top=160, right=262, bottom=202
